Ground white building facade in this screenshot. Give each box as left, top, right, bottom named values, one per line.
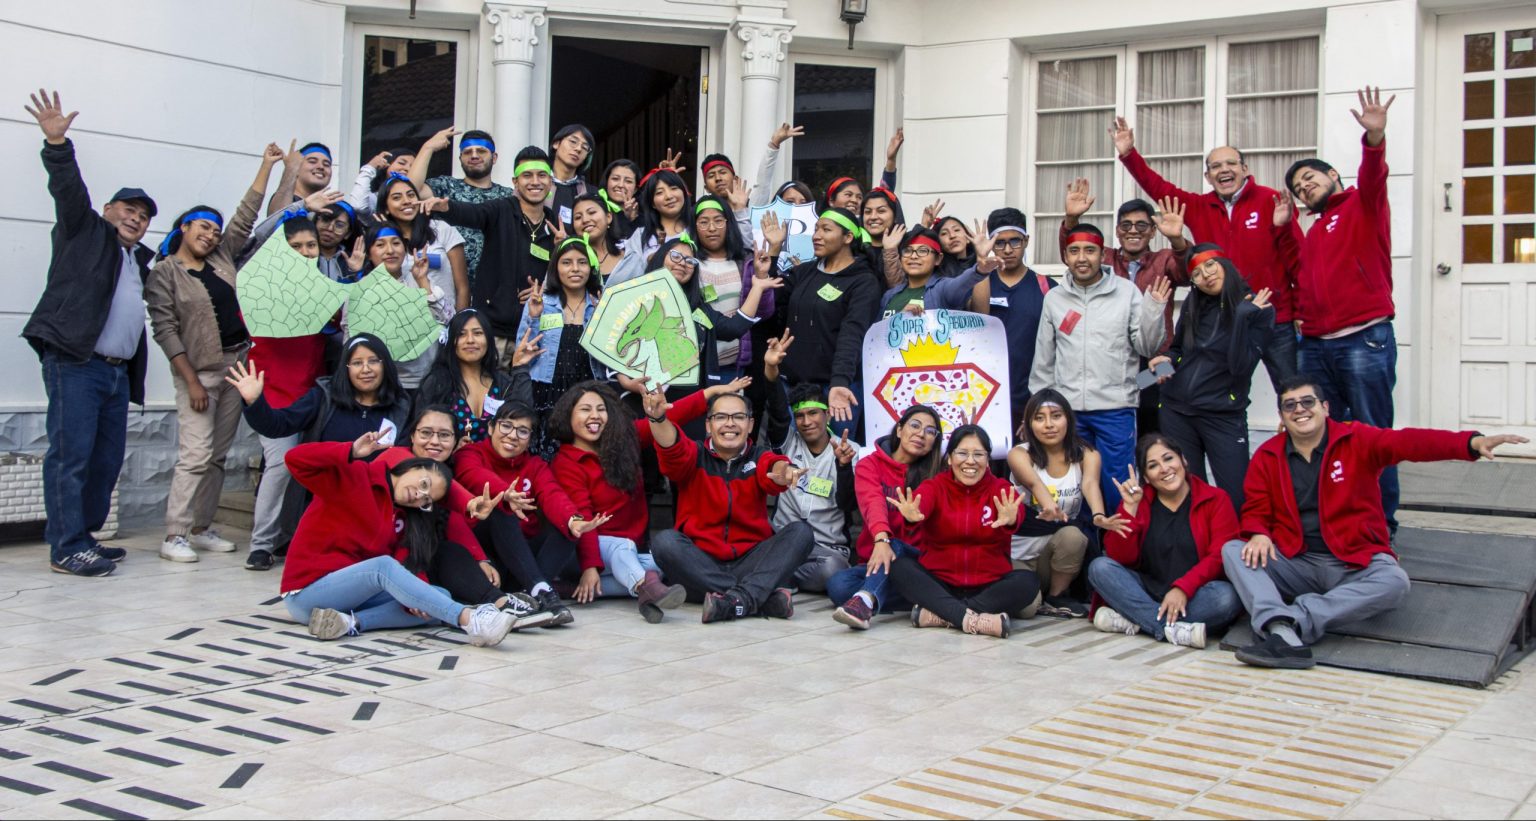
left=1, top=0, right=1532, bottom=520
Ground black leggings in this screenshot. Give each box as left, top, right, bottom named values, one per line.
left=890, top=559, right=1040, bottom=627
left=474, top=513, right=579, bottom=591
left=427, top=542, right=502, bottom=606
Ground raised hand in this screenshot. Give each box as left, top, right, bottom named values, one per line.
left=549, top=220, right=568, bottom=245
left=834, top=429, right=858, bottom=466
left=990, top=487, right=1024, bottom=529
left=424, top=126, right=458, bottom=153
left=1145, top=276, right=1172, bottom=304
left=302, top=188, right=345, bottom=213
left=1249, top=287, right=1273, bottom=312
left=466, top=482, right=508, bottom=521
left=351, top=430, right=386, bottom=460
left=1272, top=192, right=1295, bottom=227
left=1111, top=464, right=1144, bottom=517
left=715, top=375, right=753, bottom=397
left=409, top=248, right=432, bottom=288
left=623, top=197, right=639, bottom=220
left=570, top=512, right=613, bottom=537
left=262, top=142, right=286, bottom=166
left=223, top=361, right=267, bottom=405
left=886, top=486, right=925, bottom=523
left=641, top=386, right=672, bottom=420
left=1064, top=178, right=1095, bottom=219
left=759, top=211, right=787, bottom=252
left=727, top=177, right=750, bottom=212
left=827, top=386, right=859, bottom=423
left=763, top=330, right=794, bottom=371
left=658, top=147, right=687, bottom=175
left=282, top=139, right=301, bottom=172
left=885, top=127, right=905, bottom=167
left=521, top=280, right=546, bottom=318
left=769, top=122, right=804, bottom=150
left=25, top=89, right=79, bottom=145
left=366, top=150, right=394, bottom=171
left=417, top=196, right=450, bottom=214
left=1108, top=116, right=1135, bottom=157
left=1351, top=86, right=1395, bottom=144
left=770, top=461, right=807, bottom=488
left=1471, top=433, right=1531, bottom=459
left=345, top=236, right=368, bottom=272
left=502, top=488, right=536, bottom=520
left=921, top=198, right=945, bottom=228
left=1154, top=196, right=1186, bottom=239
left=970, top=218, right=997, bottom=261
left=882, top=223, right=908, bottom=251
left=511, top=328, right=544, bottom=368
left=752, top=238, right=776, bottom=279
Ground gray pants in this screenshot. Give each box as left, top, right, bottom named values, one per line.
left=651, top=521, right=814, bottom=612
left=250, top=433, right=300, bottom=554
left=794, top=544, right=852, bottom=593
left=1221, top=540, right=1410, bottom=645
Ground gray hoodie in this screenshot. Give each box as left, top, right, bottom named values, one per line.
left=1029, top=267, right=1167, bottom=411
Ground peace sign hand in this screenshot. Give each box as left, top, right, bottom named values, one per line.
left=520, top=280, right=546, bottom=318
left=990, top=487, right=1024, bottom=529
left=886, top=487, right=926, bottom=523
left=834, top=429, right=858, bottom=465
left=511, top=328, right=544, bottom=368
left=1112, top=464, right=1144, bottom=517
left=921, top=198, right=945, bottom=228
left=351, top=430, right=387, bottom=460
left=467, top=482, right=508, bottom=521
left=658, top=148, right=687, bottom=175
left=763, top=330, right=794, bottom=373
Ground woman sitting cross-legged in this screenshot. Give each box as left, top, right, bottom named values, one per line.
left=279, top=433, right=514, bottom=646
left=1087, top=433, right=1243, bottom=648
left=888, top=425, right=1039, bottom=638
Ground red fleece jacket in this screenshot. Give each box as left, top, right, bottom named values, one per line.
left=453, top=439, right=593, bottom=564
left=852, top=441, right=925, bottom=562
left=656, top=435, right=789, bottom=561
left=1103, top=475, right=1237, bottom=597
left=911, top=472, right=1019, bottom=587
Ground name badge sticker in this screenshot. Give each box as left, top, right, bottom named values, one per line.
left=817, top=283, right=844, bottom=302
left=538, top=313, right=563, bottom=331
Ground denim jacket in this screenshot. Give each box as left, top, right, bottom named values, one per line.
left=515, top=292, right=605, bottom=383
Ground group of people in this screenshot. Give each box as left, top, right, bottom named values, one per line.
left=26, top=84, right=1525, bottom=665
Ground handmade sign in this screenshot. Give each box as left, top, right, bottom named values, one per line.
left=750, top=199, right=818, bottom=270
left=862, top=309, right=1012, bottom=457
left=235, top=231, right=347, bottom=337
left=346, top=270, right=442, bottom=362
left=581, top=270, right=701, bottom=386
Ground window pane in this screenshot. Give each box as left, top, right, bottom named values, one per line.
left=1466, top=32, right=1496, bottom=72
left=1245, top=151, right=1309, bottom=194
left=1466, top=128, right=1494, bottom=167
left=1228, top=96, right=1317, bottom=149
left=1466, top=80, right=1495, bottom=120
left=1137, top=102, right=1204, bottom=156
left=1507, top=125, right=1535, bottom=165
left=1145, top=157, right=1205, bottom=195
left=361, top=36, right=458, bottom=180
left=792, top=64, right=876, bottom=191
left=1038, top=56, right=1117, bottom=109
left=1036, top=111, right=1113, bottom=162
left=1228, top=38, right=1319, bottom=95
left=1507, top=29, right=1536, bottom=70
left=1506, top=174, right=1534, bottom=213
left=1465, top=223, right=1494, bottom=263
left=1138, top=48, right=1204, bottom=101
left=1465, top=175, right=1494, bottom=215
left=1034, top=163, right=1115, bottom=213
left=1504, top=222, right=1535, bottom=261
left=1510, top=78, right=1536, bottom=118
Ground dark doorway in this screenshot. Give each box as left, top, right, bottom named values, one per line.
left=549, top=37, right=702, bottom=182
left=360, top=35, right=459, bottom=179
left=792, top=64, right=877, bottom=195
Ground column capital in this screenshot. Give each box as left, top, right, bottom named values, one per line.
left=734, top=20, right=793, bottom=80
left=484, top=2, right=547, bottom=66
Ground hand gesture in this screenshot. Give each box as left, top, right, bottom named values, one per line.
left=1064, top=178, right=1095, bottom=219
left=1111, top=464, right=1144, bottom=517
left=865, top=538, right=896, bottom=576
left=262, top=142, right=286, bottom=166
left=886, top=486, right=925, bottom=523
left=623, top=197, right=639, bottom=220
left=641, top=385, right=672, bottom=420
left=1471, top=433, right=1531, bottom=459
left=1036, top=498, right=1066, bottom=523
left=1241, top=534, right=1278, bottom=568
left=282, top=139, right=301, bottom=171
left=417, top=196, right=449, bottom=214
left=727, top=177, right=750, bottom=212
left=1145, top=276, right=1172, bottom=305
left=714, top=375, right=753, bottom=397
left=769, top=122, right=804, bottom=150
left=1351, top=86, right=1395, bottom=143
left=759, top=211, right=787, bottom=252
left=224, top=361, right=266, bottom=405
left=25, top=89, right=78, bottom=144
left=424, top=126, right=458, bottom=153
left=549, top=220, right=568, bottom=245
left=885, top=127, right=905, bottom=165
left=302, top=188, right=345, bottom=213
left=1272, top=192, right=1295, bottom=227
left=366, top=150, right=394, bottom=171
left=351, top=430, right=387, bottom=460
left=615, top=374, right=649, bottom=396
left=1157, top=588, right=1189, bottom=625
left=575, top=567, right=601, bottom=605
left=969, top=218, right=997, bottom=261
left=521, top=280, right=546, bottom=318
left=833, top=429, right=858, bottom=466
left=466, top=482, right=508, bottom=521
left=882, top=223, right=908, bottom=251
left=658, top=147, right=687, bottom=175
left=921, top=198, right=945, bottom=228
left=1249, top=287, right=1273, bottom=312
left=502, top=488, right=537, bottom=520
left=1096, top=512, right=1132, bottom=536
left=1154, top=196, right=1186, bottom=240
left=1147, top=355, right=1174, bottom=385
left=511, top=328, right=544, bottom=368
left=570, top=512, right=613, bottom=537
left=827, top=386, right=859, bottom=423
left=345, top=237, right=368, bottom=272
left=752, top=238, right=776, bottom=279
left=990, top=487, right=1024, bottom=529
left=409, top=248, right=432, bottom=288
left=1108, top=116, right=1135, bottom=157
left=763, top=330, right=794, bottom=371
left=770, top=461, right=807, bottom=488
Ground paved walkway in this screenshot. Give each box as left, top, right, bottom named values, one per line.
left=0, top=512, right=1532, bottom=820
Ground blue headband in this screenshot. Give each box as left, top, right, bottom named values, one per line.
left=460, top=137, right=495, bottom=153
left=374, top=227, right=401, bottom=240
left=158, top=209, right=224, bottom=256
left=332, top=200, right=357, bottom=222
left=301, top=145, right=332, bottom=159
left=385, top=171, right=413, bottom=186
left=276, top=206, right=308, bottom=226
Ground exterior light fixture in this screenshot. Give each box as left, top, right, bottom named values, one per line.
left=840, top=0, right=868, bottom=50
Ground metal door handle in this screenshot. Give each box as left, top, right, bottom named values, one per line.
left=1437, top=263, right=1452, bottom=276
left=1444, top=183, right=1453, bottom=213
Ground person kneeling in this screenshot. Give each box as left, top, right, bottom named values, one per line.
left=1224, top=375, right=1527, bottom=668
left=888, top=426, right=1037, bottom=638
left=647, top=389, right=815, bottom=623
left=1089, top=434, right=1242, bottom=649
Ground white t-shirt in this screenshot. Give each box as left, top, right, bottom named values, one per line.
left=1010, top=443, right=1084, bottom=562
left=399, top=219, right=466, bottom=313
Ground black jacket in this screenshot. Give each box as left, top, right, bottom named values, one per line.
left=23, top=140, right=153, bottom=404
left=242, top=378, right=412, bottom=443
left=1162, top=292, right=1274, bottom=415
left=769, top=256, right=880, bottom=389
left=442, top=199, right=556, bottom=337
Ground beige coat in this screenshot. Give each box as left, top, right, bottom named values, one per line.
left=146, top=187, right=262, bottom=372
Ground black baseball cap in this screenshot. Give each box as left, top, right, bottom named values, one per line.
left=108, top=188, right=158, bottom=218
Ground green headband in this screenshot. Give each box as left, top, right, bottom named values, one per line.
left=819, top=210, right=872, bottom=244
left=557, top=236, right=600, bottom=268
left=695, top=200, right=726, bottom=215
left=514, top=160, right=553, bottom=178
left=598, top=188, right=623, bottom=213
left=792, top=400, right=830, bottom=412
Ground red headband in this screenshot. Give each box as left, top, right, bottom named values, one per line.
left=639, top=167, right=662, bottom=188
left=1064, top=230, right=1103, bottom=248
left=702, top=159, right=734, bottom=175
left=869, top=186, right=898, bottom=202
left=826, top=176, right=857, bottom=199
left=1188, top=249, right=1226, bottom=272
left=907, top=235, right=941, bottom=254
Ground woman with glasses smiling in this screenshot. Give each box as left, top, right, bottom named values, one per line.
left=645, top=235, right=782, bottom=391
left=878, top=224, right=997, bottom=319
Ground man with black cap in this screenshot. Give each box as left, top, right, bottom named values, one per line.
left=22, top=89, right=157, bottom=577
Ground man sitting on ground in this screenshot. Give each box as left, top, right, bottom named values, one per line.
left=1224, top=375, right=1527, bottom=668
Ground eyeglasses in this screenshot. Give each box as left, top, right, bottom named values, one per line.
left=708, top=412, right=750, bottom=424
left=1281, top=396, right=1320, bottom=414
left=494, top=420, right=533, bottom=439
left=1117, top=220, right=1154, bottom=233
left=347, top=357, right=383, bottom=369
left=668, top=249, right=700, bottom=268
left=904, top=419, right=940, bottom=439
left=900, top=247, right=935, bottom=258
left=415, top=428, right=455, bottom=443
left=952, top=450, right=989, bottom=463
left=994, top=237, right=1025, bottom=250
left=1191, top=265, right=1221, bottom=280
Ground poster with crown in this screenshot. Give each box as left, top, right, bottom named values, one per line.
left=862, top=310, right=1011, bottom=458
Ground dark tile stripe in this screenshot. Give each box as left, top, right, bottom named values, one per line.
left=276, top=630, right=318, bottom=641
left=414, top=631, right=465, bottom=645
left=61, top=798, right=146, bottom=820
left=298, top=651, right=350, bottom=664
left=117, top=681, right=176, bottom=696
left=104, top=747, right=181, bottom=768
left=142, top=706, right=208, bottom=723
left=371, top=638, right=420, bottom=651
left=0, top=715, right=20, bottom=725
left=117, top=786, right=203, bottom=811
left=352, top=702, right=379, bottom=721
left=250, top=612, right=293, bottom=624
left=157, top=737, right=233, bottom=757
left=340, top=643, right=393, bottom=658
left=327, top=673, right=388, bottom=687
left=11, top=698, right=76, bottom=715
left=366, top=666, right=427, bottom=681
left=169, top=672, right=229, bottom=686
left=34, top=760, right=110, bottom=782
left=0, top=746, right=30, bottom=760
left=147, top=650, right=202, bottom=664
left=190, top=698, right=254, bottom=715
left=243, top=688, right=304, bottom=705
left=259, top=656, right=316, bottom=671
left=284, top=682, right=347, bottom=697
left=27, top=726, right=97, bottom=744
left=31, top=669, right=84, bottom=686
left=438, top=655, right=459, bottom=671
left=263, top=717, right=333, bottom=735
left=164, top=627, right=202, bottom=641
left=233, top=637, right=286, bottom=650
left=211, top=665, right=271, bottom=679
left=0, top=774, right=51, bottom=794
left=214, top=725, right=286, bottom=744
left=195, top=643, right=250, bottom=657
left=219, top=761, right=263, bottom=788
left=258, top=597, right=284, bottom=606
left=71, top=688, right=132, bottom=704
left=81, top=717, right=149, bottom=735
left=218, top=619, right=266, bottom=630
left=105, top=658, right=161, bottom=671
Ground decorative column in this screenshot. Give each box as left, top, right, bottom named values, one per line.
left=734, top=20, right=793, bottom=185
left=484, top=2, right=547, bottom=159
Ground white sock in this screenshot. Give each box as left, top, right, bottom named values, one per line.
left=1267, top=621, right=1304, bottom=648
left=341, top=611, right=359, bottom=636
left=530, top=582, right=552, bottom=596
left=854, top=591, right=875, bottom=608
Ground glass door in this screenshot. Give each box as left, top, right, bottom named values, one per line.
left=345, top=24, right=470, bottom=181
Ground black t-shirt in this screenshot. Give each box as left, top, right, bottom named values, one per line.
left=1139, top=494, right=1200, bottom=600
left=1287, top=432, right=1329, bottom=554
left=188, top=265, right=248, bottom=349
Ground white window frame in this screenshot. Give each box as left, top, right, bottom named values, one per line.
left=342, top=22, right=475, bottom=178
left=1022, top=29, right=1322, bottom=271
left=784, top=51, right=894, bottom=188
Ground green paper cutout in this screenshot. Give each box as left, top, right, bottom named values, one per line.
left=581, top=270, right=701, bottom=387
left=235, top=231, right=347, bottom=337
left=346, top=269, right=442, bottom=362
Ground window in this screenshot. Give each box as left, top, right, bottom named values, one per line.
left=1029, top=36, right=1321, bottom=267
left=358, top=34, right=463, bottom=180
left=792, top=64, right=878, bottom=195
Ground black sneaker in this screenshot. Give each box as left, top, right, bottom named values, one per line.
left=93, top=544, right=127, bottom=563
left=1039, top=594, right=1089, bottom=619
left=535, top=588, right=574, bottom=627
left=760, top=588, right=795, bottom=620
left=50, top=548, right=115, bottom=577
left=245, top=549, right=276, bottom=571
left=1235, top=631, right=1316, bottom=669
left=702, top=592, right=748, bottom=624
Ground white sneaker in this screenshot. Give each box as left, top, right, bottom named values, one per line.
left=1092, top=606, right=1139, bottom=636
left=159, top=536, right=199, bottom=563
left=189, top=528, right=237, bottom=552
left=464, top=603, right=514, bottom=647
left=307, top=608, right=357, bottom=641
left=1163, top=621, right=1207, bottom=649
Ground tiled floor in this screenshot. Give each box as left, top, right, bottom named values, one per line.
left=0, top=515, right=1533, bottom=820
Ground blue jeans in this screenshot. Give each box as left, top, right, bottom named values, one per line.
left=283, top=556, right=466, bottom=632
left=1298, top=322, right=1398, bottom=530
left=42, top=352, right=130, bottom=562
left=1077, top=408, right=1137, bottom=512
left=597, top=536, right=661, bottom=597
left=1087, top=556, right=1241, bottom=640
left=826, top=539, right=919, bottom=612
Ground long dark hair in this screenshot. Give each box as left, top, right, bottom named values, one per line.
left=935, top=215, right=976, bottom=275
left=548, top=381, right=642, bottom=492
left=375, top=174, right=437, bottom=251
left=544, top=240, right=603, bottom=297
left=417, top=311, right=500, bottom=408
left=1136, top=432, right=1188, bottom=500
left=637, top=169, right=693, bottom=247
left=329, top=333, right=403, bottom=411
left=883, top=404, right=944, bottom=490
left=691, top=195, right=747, bottom=262
left=158, top=205, right=224, bottom=259
left=387, top=458, right=451, bottom=573
left=1181, top=243, right=1253, bottom=352
left=573, top=192, right=622, bottom=255
left=859, top=188, right=906, bottom=241
left=1017, top=388, right=1090, bottom=471
left=647, top=236, right=705, bottom=310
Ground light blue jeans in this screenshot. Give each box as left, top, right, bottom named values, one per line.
left=598, top=536, right=660, bottom=597
left=284, top=556, right=465, bottom=632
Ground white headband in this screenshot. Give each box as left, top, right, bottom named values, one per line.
left=988, top=225, right=1029, bottom=239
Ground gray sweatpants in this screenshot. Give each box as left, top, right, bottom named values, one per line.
left=1221, top=540, right=1410, bottom=645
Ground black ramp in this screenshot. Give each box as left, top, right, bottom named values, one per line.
left=1221, top=623, right=1500, bottom=688
left=1326, top=582, right=1527, bottom=655
left=1392, top=529, right=1536, bottom=591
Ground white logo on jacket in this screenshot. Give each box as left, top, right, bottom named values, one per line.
left=1325, top=214, right=1341, bottom=233
left=981, top=505, right=995, bottom=526
left=1245, top=212, right=1259, bottom=229
left=1330, top=460, right=1345, bottom=483
left=518, top=478, right=532, bottom=494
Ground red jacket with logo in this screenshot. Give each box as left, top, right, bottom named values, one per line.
left=1120, top=148, right=1296, bottom=322
left=1103, top=475, right=1237, bottom=597
left=453, top=439, right=594, bottom=566
left=1241, top=419, right=1476, bottom=567
left=1280, top=136, right=1393, bottom=337
left=375, top=446, right=484, bottom=563
left=911, top=472, right=1020, bottom=587
left=852, top=439, right=925, bottom=562
left=656, top=434, right=791, bottom=561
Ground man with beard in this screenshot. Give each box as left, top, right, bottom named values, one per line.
left=408, top=128, right=514, bottom=283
